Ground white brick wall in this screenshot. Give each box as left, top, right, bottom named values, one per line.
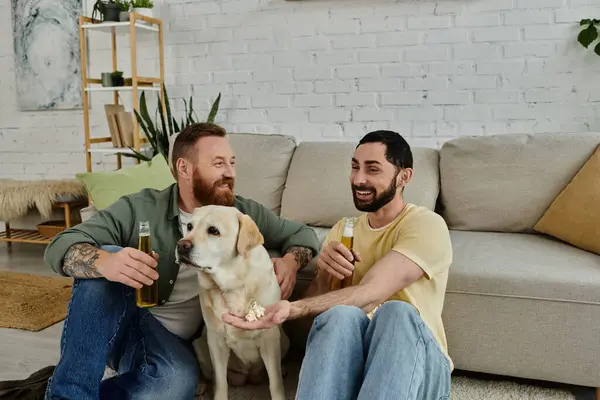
left=2, top=0, right=600, bottom=179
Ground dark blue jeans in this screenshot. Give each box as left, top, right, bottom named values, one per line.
left=45, top=246, right=199, bottom=400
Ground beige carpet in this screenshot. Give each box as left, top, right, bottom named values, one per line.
left=0, top=272, right=73, bottom=331
left=194, top=362, right=576, bottom=400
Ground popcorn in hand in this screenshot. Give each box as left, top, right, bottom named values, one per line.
left=245, top=301, right=265, bottom=322
left=366, top=302, right=384, bottom=320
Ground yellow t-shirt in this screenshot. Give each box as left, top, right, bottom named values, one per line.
left=324, top=203, right=453, bottom=367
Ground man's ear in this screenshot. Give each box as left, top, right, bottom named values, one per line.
left=176, top=158, right=191, bottom=180
left=236, top=213, right=264, bottom=255
left=397, top=167, right=413, bottom=189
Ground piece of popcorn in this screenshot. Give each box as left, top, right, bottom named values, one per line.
left=245, top=301, right=265, bottom=322
left=366, top=302, right=384, bottom=320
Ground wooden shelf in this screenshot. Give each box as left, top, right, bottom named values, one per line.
left=0, top=229, right=52, bottom=245
left=82, top=20, right=159, bottom=33
left=88, top=145, right=151, bottom=154
left=0, top=200, right=88, bottom=247
left=79, top=14, right=166, bottom=172
left=85, top=86, right=161, bottom=92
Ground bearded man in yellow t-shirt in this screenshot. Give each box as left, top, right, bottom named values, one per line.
left=223, top=130, right=453, bottom=400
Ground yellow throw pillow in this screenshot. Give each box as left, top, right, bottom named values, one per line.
left=534, top=145, right=600, bottom=255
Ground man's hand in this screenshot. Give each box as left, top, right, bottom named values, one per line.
left=272, top=257, right=297, bottom=300
left=96, top=247, right=159, bottom=289
left=222, top=300, right=291, bottom=331
left=316, top=241, right=362, bottom=280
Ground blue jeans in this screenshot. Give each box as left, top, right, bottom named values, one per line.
left=45, top=245, right=199, bottom=400
left=296, top=301, right=451, bottom=400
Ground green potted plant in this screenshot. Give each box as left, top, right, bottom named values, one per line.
left=101, top=70, right=124, bottom=86
left=117, top=86, right=222, bottom=165
left=112, top=71, right=124, bottom=86
left=115, top=0, right=131, bottom=21
left=131, top=0, right=154, bottom=24
left=91, top=0, right=121, bottom=22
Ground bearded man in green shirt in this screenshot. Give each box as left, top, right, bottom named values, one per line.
left=43, top=123, right=320, bottom=400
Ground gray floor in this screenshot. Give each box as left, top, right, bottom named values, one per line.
left=0, top=242, right=596, bottom=399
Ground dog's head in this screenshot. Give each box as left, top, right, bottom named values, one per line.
left=175, top=205, right=264, bottom=274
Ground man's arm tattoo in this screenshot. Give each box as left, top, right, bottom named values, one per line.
left=62, top=243, right=103, bottom=279
left=285, top=246, right=313, bottom=269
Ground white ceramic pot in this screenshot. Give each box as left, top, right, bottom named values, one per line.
left=119, top=11, right=130, bottom=22
left=132, top=7, right=153, bottom=24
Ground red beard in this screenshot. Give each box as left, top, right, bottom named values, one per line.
left=192, top=171, right=235, bottom=206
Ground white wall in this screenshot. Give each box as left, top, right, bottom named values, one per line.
left=2, top=0, right=600, bottom=180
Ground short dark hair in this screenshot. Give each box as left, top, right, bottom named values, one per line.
left=171, top=122, right=227, bottom=168
left=357, top=130, right=413, bottom=170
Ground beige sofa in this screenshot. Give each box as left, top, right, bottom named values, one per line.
left=225, top=131, right=600, bottom=391
left=83, top=131, right=600, bottom=390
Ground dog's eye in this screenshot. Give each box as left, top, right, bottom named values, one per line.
left=207, top=226, right=220, bottom=236
left=186, top=223, right=193, bottom=232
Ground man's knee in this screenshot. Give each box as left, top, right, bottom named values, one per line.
left=150, top=355, right=200, bottom=398
left=314, top=305, right=368, bottom=330
left=371, top=301, right=420, bottom=328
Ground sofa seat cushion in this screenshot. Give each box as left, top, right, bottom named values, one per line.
left=447, top=230, right=600, bottom=305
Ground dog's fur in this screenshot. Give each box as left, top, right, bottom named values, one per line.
left=176, top=205, right=285, bottom=400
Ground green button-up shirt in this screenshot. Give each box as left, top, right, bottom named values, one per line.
left=44, top=183, right=320, bottom=304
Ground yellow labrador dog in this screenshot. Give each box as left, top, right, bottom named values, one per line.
left=176, top=205, right=285, bottom=400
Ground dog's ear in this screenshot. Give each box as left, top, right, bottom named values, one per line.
left=236, top=213, right=264, bottom=255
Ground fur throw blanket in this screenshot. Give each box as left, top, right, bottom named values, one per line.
left=0, top=179, right=87, bottom=222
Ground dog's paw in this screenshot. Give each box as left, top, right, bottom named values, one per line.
left=245, top=301, right=265, bottom=322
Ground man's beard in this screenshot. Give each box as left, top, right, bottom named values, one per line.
left=352, top=176, right=398, bottom=213
left=192, top=172, right=235, bottom=206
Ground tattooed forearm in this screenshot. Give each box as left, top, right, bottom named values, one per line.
left=285, top=246, right=313, bottom=270
left=62, top=243, right=103, bottom=279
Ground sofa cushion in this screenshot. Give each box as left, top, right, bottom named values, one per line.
left=280, top=141, right=440, bottom=227
left=439, top=132, right=600, bottom=233
left=533, top=145, right=600, bottom=255
left=168, top=132, right=296, bottom=215
left=447, top=230, right=600, bottom=305
left=75, top=154, right=175, bottom=210
left=227, top=133, right=297, bottom=215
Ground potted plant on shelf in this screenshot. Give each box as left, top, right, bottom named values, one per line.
left=91, top=0, right=121, bottom=22
left=101, top=70, right=124, bottom=87
left=117, top=86, right=222, bottom=166
left=131, top=0, right=154, bottom=23
left=115, top=0, right=131, bottom=21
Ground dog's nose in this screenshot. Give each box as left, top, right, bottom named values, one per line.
left=178, top=239, right=192, bottom=252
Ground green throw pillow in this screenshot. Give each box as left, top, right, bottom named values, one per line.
left=76, top=154, right=176, bottom=210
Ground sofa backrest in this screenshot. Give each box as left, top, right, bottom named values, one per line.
left=439, top=132, right=600, bottom=233
left=227, top=133, right=297, bottom=215
left=168, top=132, right=296, bottom=215
left=280, top=141, right=440, bottom=228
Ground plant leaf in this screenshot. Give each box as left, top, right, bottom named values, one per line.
left=138, top=92, right=158, bottom=145
left=188, top=96, right=195, bottom=124
left=163, top=85, right=174, bottom=136
left=207, top=92, right=221, bottom=123
left=594, top=40, right=600, bottom=56
left=581, top=18, right=592, bottom=26
left=173, top=117, right=180, bottom=133
left=156, top=95, right=169, bottom=161
left=133, top=108, right=158, bottom=156
left=578, top=24, right=598, bottom=48
left=118, top=148, right=152, bottom=162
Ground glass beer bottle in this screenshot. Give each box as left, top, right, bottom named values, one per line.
left=136, top=221, right=158, bottom=308
left=330, top=217, right=357, bottom=291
